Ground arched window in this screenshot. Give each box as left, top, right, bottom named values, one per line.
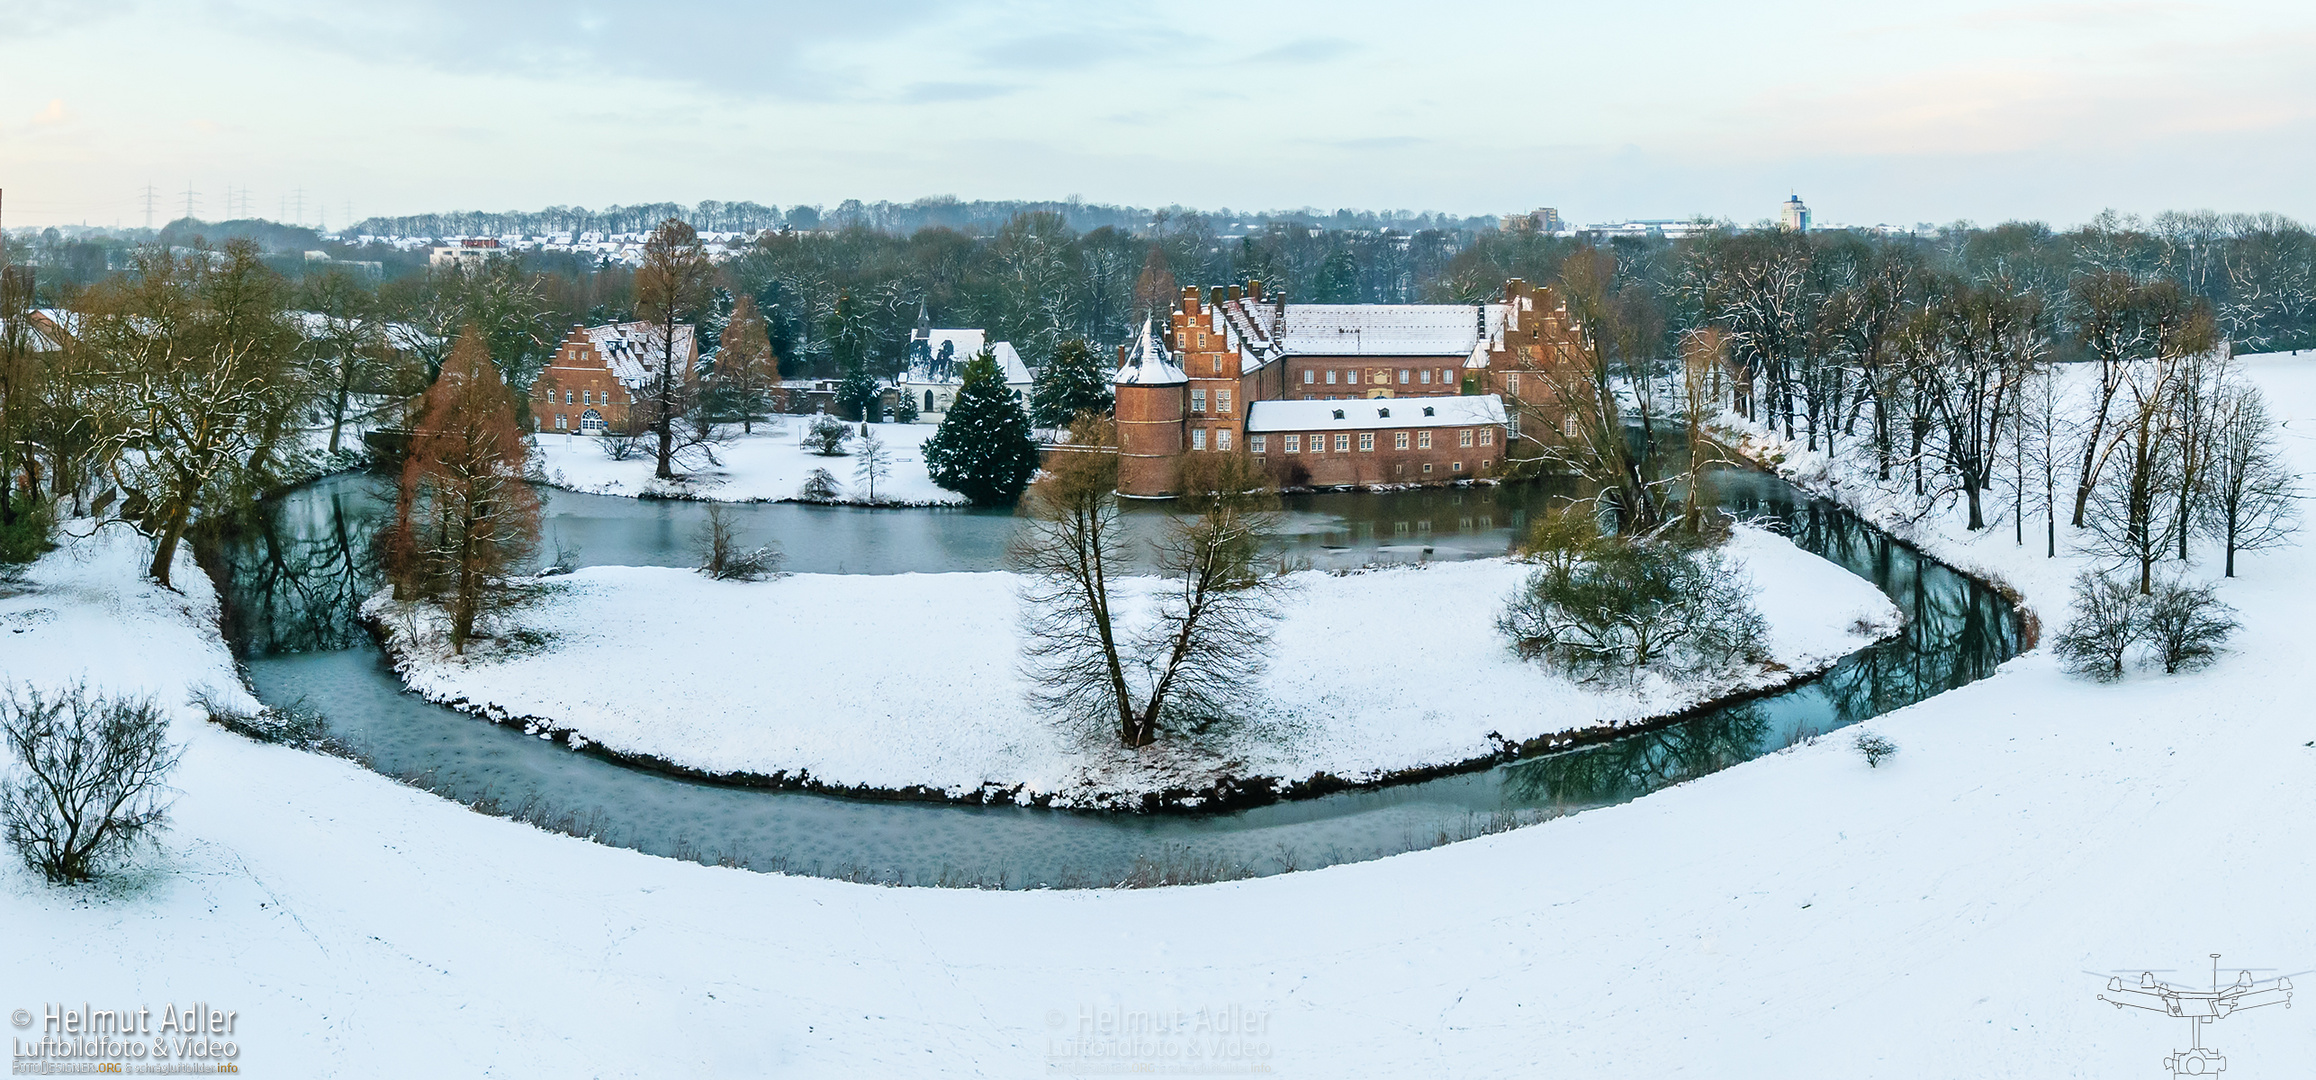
left=580, top=409, right=605, bottom=434
left=925, top=390, right=936, bottom=412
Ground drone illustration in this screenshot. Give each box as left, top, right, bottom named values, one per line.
left=2098, top=954, right=2294, bottom=1076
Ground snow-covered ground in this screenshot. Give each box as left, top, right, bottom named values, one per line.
left=367, top=526, right=1897, bottom=806
left=4, top=353, right=2314, bottom=1076
left=531, top=419, right=963, bottom=506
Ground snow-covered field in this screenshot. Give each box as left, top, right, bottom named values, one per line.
left=531, top=419, right=963, bottom=505
left=368, top=526, right=1897, bottom=806
left=3, top=353, right=2314, bottom=1076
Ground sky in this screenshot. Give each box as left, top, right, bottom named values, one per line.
left=4, top=0, right=2315, bottom=231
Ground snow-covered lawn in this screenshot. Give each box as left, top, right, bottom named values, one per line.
left=367, top=526, right=1897, bottom=806
left=531, top=419, right=962, bottom=506
left=3, top=353, right=2314, bottom=1075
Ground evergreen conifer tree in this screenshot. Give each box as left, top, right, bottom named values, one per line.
left=923, top=346, right=1039, bottom=506
left=1030, top=338, right=1115, bottom=428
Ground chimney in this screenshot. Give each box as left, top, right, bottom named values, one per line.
left=1227, top=284, right=1242, bottom=302
left=1246, top=279, right=1263, bottom=301
left=1181, top=285, right=1200, bottom=315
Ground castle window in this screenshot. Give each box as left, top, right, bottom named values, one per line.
left=1334, top=434, right=1350, bottom=452
left=1359, top=433, right=1375, bottom=452
left=1423, top=462, right=1433, bottom=473
left=1418, top=431, right=1432, bottom=450
left=1399, top=369, right=1410, bottom=384
left=1212, top=355, right=1222, bottom=374
left=1564, top=414, right=1582, bottom=438
left=1481, top=428, right=1495, bottom=446
left=1191, top=428, right=1207, bottom=450
left=565, top=389, right=574, bottom=405
left=1506, top=373, right=1521, bottom=396
left=1217, top=429, right=1232, bottom=451
left=1419, top=369, right=1431, bottom=384
left=1452, top=461, right=1464, bottom=472
left=1303, top=370, right=1315, bottom=384
left=1394, top=432, right=1409, bottom=450
left=1284, top=434, right=1300, bottom=453
left=1325, top=369, right=1337, bottom=385
left=556, top=414, right=567, bottom=429
left=1440, top=368, right=1452, bottom=385
left=1218, top=389, right=1232, bottom=414
left=1459, top=429, right=1475, bottom=448
left=1191, top=388, right=1207, bottom=413
left=1250, top=434, right=1266, bottom=454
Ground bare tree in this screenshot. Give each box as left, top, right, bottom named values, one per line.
left=0, top=684, right=181, bottom=886
left=852, top=429, right=894, bottom=503
left=2068, top=273, right=2209, bottom=527
left=695, top=503, right=782, bottom=580
left=2198, top=381, right=2299, bottom=576
left=1014, top=421, right=1286, bottom=749
left=636, top=218, right=716, bottom=479
left=80, top=244, right=306, bottom=586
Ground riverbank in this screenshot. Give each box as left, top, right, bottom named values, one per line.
left=362, top=526, right=1901, bottom=810
left=6, top=354, right=2311, bottom=1075
left=530, top=419, right=966, bottom=506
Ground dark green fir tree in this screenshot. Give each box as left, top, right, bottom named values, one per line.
left=1030, top=338, right=1115, bottom=428
left=923, top=346, right=1040, bottom=506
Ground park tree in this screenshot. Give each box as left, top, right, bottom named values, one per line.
left=1029, top=337, right=1114, bottom=429
left=923, top=347, right=1039, bottom=506
left=0, top=263, right=51, bottom=561
left=299, top=268, right=419, bottom=454
left=383, top=329, right=541, bottom=653
left=635, top=218, right=717, bottom=479
left=1014, top=417, right=1287, bottom=749
left=710, top=293, right=778, bottom=433
left=2198, top=381, right=2299, bottom=576
left=79, top=243, right=306, bottom=586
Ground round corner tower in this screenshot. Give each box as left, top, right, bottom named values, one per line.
left=1112, top=324, right=1187, bottom=498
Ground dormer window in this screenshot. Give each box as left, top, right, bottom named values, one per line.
left=1377, top=407, right=1391, bottom=418
left=1423, top=406, right=1435, bottom=417
left=1331, top=409, right=1345, bottom=420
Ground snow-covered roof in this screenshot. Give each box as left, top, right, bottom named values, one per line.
left=1276, top=304, right=1489, bottom=357
left=584, top=321, right=697, bottom=387
left=1246, top=394, right=1508, bottom=433
left=903, top=328, right=1031, bottom=386
left=1113, top=318, right=1188, bottom=386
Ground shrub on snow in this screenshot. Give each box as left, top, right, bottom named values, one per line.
left=2053, top=570, right=2142, bottom=682
left=2142, top=577, right=2237, bottom=675
left=1498, top=531, right=1768, bottom=684
left=0, top=684, right=182, bottom=886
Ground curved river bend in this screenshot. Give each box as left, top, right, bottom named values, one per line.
left=216, top=471, right=2019, bottom=887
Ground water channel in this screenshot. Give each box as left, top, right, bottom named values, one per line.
left=214, top=470, right=2020, bottom=887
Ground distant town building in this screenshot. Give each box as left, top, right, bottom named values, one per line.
left=1110, top=279, right=1587, bottom=496
left=897, top=309, right=1032, bottom=419
left=1502, top=207, right=1564, bottom=234
left=428, top=238, right=503, bottom=269
left=530, top=321, right=698, bottom=434
left=1780, top=195, right=1811, bottom=232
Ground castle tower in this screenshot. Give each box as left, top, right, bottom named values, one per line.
left=1113, top=317, right=1188, bottom=497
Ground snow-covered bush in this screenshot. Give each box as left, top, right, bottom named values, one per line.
left=797, top=468, right=841, bottom=501
left=2142, top=577, right=2237, bottom=674
left=1, top=684, right=182, bottom=885
left=1853, top=731, right=1898, bottom=768
left=805, top=414, right=852, bottom=456
left=695, top=503, right=783, bottom=582
left=2052, top=570, right=2142, bottom=682
left=1497, top=537, right=1768, bottom=684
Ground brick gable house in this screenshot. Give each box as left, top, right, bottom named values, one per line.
left=1110, top=279, right=1588, bottom=496
left=530, top=321, right=697, bottom=434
